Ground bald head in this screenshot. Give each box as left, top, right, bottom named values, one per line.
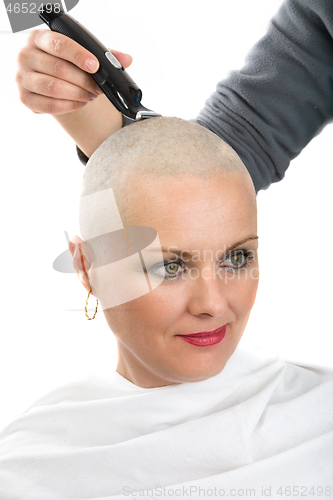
left=80, top=116, right=256, bottom=237
left=82, top=116, right=253, bottom=189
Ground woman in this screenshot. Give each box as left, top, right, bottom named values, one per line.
left=0, top=117, right=332, bottom=498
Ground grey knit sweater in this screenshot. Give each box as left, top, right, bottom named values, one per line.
left=77, top=0, right=333, bottom=194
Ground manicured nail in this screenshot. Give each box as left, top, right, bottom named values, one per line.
left=86, top=59, right=99, bottom=72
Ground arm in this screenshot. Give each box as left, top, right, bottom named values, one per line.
left=54, top=93, right=123, bottom=159
left=192, top=0, right=333, bottom=193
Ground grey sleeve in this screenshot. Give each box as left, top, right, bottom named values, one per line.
left=192, top=0, right=333, bottom=193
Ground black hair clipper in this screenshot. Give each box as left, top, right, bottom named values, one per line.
left=39, top=4, right=161, bottom=121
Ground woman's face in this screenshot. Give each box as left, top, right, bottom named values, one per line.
left=101, top=172, right=259, bottom=388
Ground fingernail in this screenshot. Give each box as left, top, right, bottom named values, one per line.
left=86, top=59, right=99, bottom=72
left=89, top=93, right=99, bottom=100
left=95, top=88, right=103, bottom=95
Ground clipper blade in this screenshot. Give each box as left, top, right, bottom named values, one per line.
left=136, top=108, right=162, bottom=121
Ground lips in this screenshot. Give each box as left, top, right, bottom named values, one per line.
left=179, top=324, right=228, bottom=337
left=176, top=324, right=227, bottom=347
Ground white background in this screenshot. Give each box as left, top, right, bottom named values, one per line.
left=0, top=0, right=332, bottom=431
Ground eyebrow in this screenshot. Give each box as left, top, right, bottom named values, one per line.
left=160, top=235, right=259, bottom=259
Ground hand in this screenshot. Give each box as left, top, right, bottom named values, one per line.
left=16, top=29, right=133, bottom=116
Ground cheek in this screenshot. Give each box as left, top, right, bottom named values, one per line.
left=132, top=284, right=186, bottom=329
left=227, top=270, right=259, bottom=316
left=103, top=283, right=185, bottom=340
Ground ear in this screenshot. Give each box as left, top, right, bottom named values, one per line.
left=68, top=235, right=95, bottom=295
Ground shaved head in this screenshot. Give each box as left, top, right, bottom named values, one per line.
left=80, top=116, right=255, bottom=234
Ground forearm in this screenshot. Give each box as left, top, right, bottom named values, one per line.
left=54, top=93, right=123, bottom=159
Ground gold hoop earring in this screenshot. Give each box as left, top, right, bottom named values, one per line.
left=85, top=288, right=98, bottom=320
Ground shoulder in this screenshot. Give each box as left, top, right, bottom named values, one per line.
left=269, top=356, right=333, bottom=405
left=24, top=373, right=121, bottom=409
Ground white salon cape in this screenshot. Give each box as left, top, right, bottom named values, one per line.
left=0, top=347, right=332, bottom=500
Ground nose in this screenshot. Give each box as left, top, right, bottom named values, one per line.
left=187, top=266, right=229, bottom=318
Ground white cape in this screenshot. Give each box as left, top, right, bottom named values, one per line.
left=0, top=347, right=332, bottom=499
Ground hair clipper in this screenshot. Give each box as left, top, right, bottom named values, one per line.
left=39, top=4, right=161, bottom=121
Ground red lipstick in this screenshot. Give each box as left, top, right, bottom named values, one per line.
left=176, top=324, right=227, bottom=347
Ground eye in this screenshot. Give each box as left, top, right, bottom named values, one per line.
left=165, top=262, right=180, bottom=275
left=150, top=259, right=185, bottom=280
left=221, top=250, right=251, bottom=270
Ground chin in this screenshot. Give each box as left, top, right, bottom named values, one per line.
left=166, top=357, right=230, bottom=384
left=171, top=340, right=237, bottom=382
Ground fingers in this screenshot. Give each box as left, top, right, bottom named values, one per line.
left=16, top=28, right=134, bottom=116
left=18, top=88, right=89, bottom=115
left=17, top=68, right=98, bottom=103
left=28, top=29, right=100, bottom=74
left=18, top=46, right=101, bottom=95
left=28, top=30, right=134, bottom=73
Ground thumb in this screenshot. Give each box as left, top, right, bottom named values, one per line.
left=108, top=49, right=133, bottom=69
